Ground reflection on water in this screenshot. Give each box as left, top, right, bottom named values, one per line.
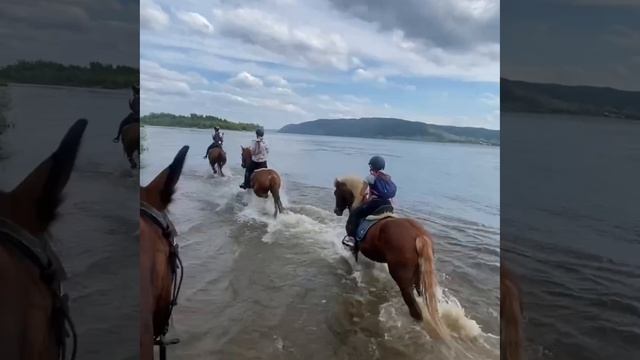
left=142, top=125, right=500, bottom=359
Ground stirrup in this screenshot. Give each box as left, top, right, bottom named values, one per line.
left=341, top=235, right=356, bottom=248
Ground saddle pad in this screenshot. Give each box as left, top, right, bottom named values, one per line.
left=356, top=213, right=396, bottom=243
left=254, top=168, right=269, bottom=173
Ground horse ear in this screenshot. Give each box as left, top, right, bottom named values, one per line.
left=334, top=178, right=340, bottom=187
left=10, top=119, right=88, bottom=234
left=142, top=145, right=189, bottom=211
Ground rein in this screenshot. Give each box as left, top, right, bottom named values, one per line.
left=0, top=217, right=77, bottom=360
left=139, top=201, right=183, bottom=358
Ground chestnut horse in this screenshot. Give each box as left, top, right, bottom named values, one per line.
left=122, top=123, right=139, bottom=169
left=0, top=119, right=87, bottom=360
left=501, top=264, right=524, bottom=360
left=140, top=146, right=188, bottom=360
left=333, top=176, right=447, bottom=339
left=207, top=147, right=227, bottom=176
left=240, top=146, right=284, bottom=217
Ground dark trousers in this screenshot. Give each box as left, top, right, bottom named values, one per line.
left=115, top=112, right=139, bottom=139
left=204, top=143, right=221, bottom=156
left=243, top=160, right=267, bottom=187
left=346, top=198, right=392, bottom=237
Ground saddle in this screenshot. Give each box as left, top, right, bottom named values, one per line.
left=355, top=205, right=397, bottom=243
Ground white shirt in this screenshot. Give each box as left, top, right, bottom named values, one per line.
left=251, top=138, right=269, bottom=162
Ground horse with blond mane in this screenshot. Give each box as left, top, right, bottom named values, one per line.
left=0, top=119, right=87, bottom=360
left=240, top=146, right=284, bottom=217
left=140, top=146, right=188, bottom=359
left=333, top=175, right=448, bottom=339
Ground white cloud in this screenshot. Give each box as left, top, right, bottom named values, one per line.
left=353, top=68, right=387, bottom=83
left=229, top=71, right=264, bottom=88
left=141, top=0, right=169, bottom=31
left=265, top=75, right=289, bottom=87
left=212, top=7, right=354, bottom=70
left=176, top=11, right=213, bottom=34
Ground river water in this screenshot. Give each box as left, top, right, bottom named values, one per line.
left=141, top=125, right=500, bottom=359
left=0, top=84, right=139, bottom=359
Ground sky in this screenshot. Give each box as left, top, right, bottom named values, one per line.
left=502, top=0, right=640, bottom=91
left=141, top=0, right=500, bottom=130
left=0, top=0, right=139, bottom=67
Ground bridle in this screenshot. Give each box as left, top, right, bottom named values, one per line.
left=139, top=201, right=183, bottom=359
left=0, top=217, right=77, bottom=360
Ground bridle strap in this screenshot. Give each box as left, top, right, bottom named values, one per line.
left=0, top=217, right=76, bottom=360
left=140, top=202, right=183, bottom=342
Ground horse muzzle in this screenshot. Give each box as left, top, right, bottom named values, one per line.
left=334, top=208, right=344, bottom=216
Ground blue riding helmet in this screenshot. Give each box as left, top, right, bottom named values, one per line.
left=256, top=127, right=265, bottom=137
left=368, top=156, right=385, bottom=171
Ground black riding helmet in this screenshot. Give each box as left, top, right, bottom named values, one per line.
left=368, top=155, right=385, bottom=171
left=256, top=127, right=265, bottom=137
left=214, top=126, right=220, bottom=131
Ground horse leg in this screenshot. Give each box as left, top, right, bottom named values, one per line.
left=219, top=163, right=225, bottom=177
left=128, top=150, right=137, bottom=169
left=388, top=262, right=423, bottom=321
left=270, top=186, right=284, bottom=218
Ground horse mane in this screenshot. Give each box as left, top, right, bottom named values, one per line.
left=336, top=176, right=367, bottom=209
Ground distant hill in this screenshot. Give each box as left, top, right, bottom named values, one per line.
left=502, top=78, right=640, bottom=120
left=0, top=60, right=138, bottom=89
left=142, top=112, right=260, bottom=131
left=279, top=117, right=499, bottom=145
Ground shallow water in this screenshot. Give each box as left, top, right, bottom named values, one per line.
left=0, top=84, right=139, bottom=360
left=141, top=126, right=500, bottom=359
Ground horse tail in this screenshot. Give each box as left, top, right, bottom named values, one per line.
left=416, top=235, right=448, bottom=340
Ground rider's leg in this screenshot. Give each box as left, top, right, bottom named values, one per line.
left=113, top=112, right=135, bottom=142
left=241, top=161, right=254, bottom=188
left=204, top=143, right=214, bottom=158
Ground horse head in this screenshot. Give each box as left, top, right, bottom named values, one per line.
left=0, top=118, right=87, bottom=360
left=333, top=176, right=367, bottom=216
left=0, top=118, right=87, bottom=234
left=140, top=145, right=189, bottom=211
left=240, top=146, right=252, bottom=169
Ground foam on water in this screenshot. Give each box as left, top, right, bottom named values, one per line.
left=235, top=186, right=487, bottom=348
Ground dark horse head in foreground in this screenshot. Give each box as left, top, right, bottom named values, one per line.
left=240, top=146, right=284, bottom=217
left=0, top=119, right=87, bottom=360
left=333, top=176, right=448, bottom=340
left=140, top=146, right=188, bottom=360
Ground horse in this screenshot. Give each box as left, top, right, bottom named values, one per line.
left=207, top=146, right=227, bottom=176
left=240, top=146, right=284, bottom=217
left=140, top=145, right=188, bottom=360
left=501, top=264, right=524, bottom=360
left=0, top=118, right=87, bottom=360
left=333, top=176, right=448, bottom=340
left=122, top=123, right=140, bottom=169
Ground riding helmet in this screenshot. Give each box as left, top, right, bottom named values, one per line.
left=368, top=155, right=385, bottom=171
left=214, top=126, right=220, bottom=131
left=256, top=127, right=265, bottom=137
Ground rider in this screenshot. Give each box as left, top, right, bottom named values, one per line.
left=203, top=126, right=224, bottom=158
left=240, top=127, right=269, bottom=189
left=113, top=84, right=140, bottom=143
left=343, top=155, right=397, bottom=248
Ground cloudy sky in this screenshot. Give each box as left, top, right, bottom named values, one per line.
left=141, top=0, right=500, bottom=130
left=0, top=0, right=139, bottom=67
left=503, top=0, right=640, bottom=91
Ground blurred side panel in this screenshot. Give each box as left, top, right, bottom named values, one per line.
left=501, top=0, right=640, bottom=359
left=0, top=1, right=140, bottom=359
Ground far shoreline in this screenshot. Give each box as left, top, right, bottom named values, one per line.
left=143, top=124, right=500, bottom=147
